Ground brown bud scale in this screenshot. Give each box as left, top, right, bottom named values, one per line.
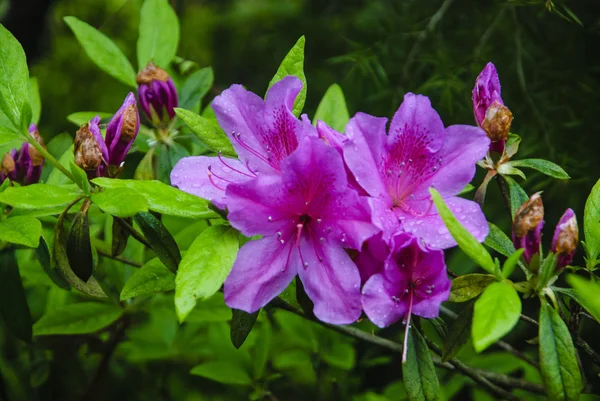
left=120, top=104, right=139, bottom=142
left=482, top=101, right=513, bottom=143
left=1, top=153, right=15, bottom=174
left=74, top=124, right=103, bottom=171
left=513, top=192, right=544, bottom=238
left=555, top=217, right=578, bottom=255
left=136, top=61, right=170, bottom=85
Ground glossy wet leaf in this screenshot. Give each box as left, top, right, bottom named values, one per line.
left=0, top=216, right=42, bottom=248
left=134, top=212, right=181, bottom=273
left=313, top=83, right=350, bottom=132
left=448, top=274, right=496, bottom=303
left=137, top=0, right=179, bottom=69
left=33, top=302, right=122, bottom=335
left=174, top=108, right=236, bottom=156
left=120, top=258, right=175, bottom=301
left=230, top=309, right=259, bottom=349
left=267, top=36, right=306, bottom=117
left=402, top=326, right=439, bottom=401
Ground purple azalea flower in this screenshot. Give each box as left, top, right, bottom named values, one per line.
left=362, top=232, right=451, bottom=361
left=105, top=92, right=140, bottom=166
left=343, top=93, right=490, bottom=249
left=137, top=62, right=178, bottom=124
left=512, top=192, right=544, bottom=265
left=354, top=232, right=388, bottom=284
left=472, top=62, right=513, bottom=153
left=1, top=124, right=45, bottom=185
left=552, top=208, right=578, bottom=270
left=223, top=137, right=377, bottom=324
left=171, top=76, right=316, bottom=209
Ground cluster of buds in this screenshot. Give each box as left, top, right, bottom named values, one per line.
left=74, top=93, right=140, bottom=178
left=136, top=62, right=178, bottom=125
left=472, top=62, right=513, bottom=154
left=0, top=124, right=46, bottom=185
left=512, top=192, right=578, bottom=271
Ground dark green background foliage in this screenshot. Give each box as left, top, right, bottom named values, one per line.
left=1, top=0, right=600, bottom=400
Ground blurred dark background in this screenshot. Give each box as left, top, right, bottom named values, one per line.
left=1, top=1, right=600, bottom=398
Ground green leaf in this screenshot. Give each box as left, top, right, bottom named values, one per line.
left=91, top=178, right=217, bottom=219
left=137, top=0, right=179, bottom=69
left=442, top=301, right=474, bottom=362
left=509, top=158, right=570, bottom=180
left=252, top=320, right=271, bottom=379
left=0, top=249, right=32, bottom=342
left=539, top=301, right=582, bottom=401
left=47, top=144, right=74, bottom=185
left=134, top=212, right=181, bottom=273
left=536, top=253, right=558, bottom=292
left=120, top=258, right=174, bottom=301
left=0, top=184, right=82, bottom=209
left=190, top=361, right=252, bottom=386
left=429, top=188, right=497, bottom=275
left=92, top=188, right=149, bottom=217
left=54, top=205, right=107, bottom=298
left=111, top=216, right=131, bottom=257
left=0, top=216, right=42, bottom=248
left=174, top=108, right=236, bottom=156
left=66, top=111, right=112, bottom=126
left=484, top=222, right=515, bottom=258
left=33, top=303, right=122, bottom=335
left=448, top=274, right=496, bottom=303
left=402, top=326, right=439, bottom=401
left=0, top=23, right=30, bottom=131
left=472, top=281, right=521, bottom=352
left=457, top=183, right=475, bottom=196
left=313, top=83, right=350, bottom=132
left=230, top=309, right=259, bottom=349
left=0, top=128, right=22, bottom=146
left=66, top=211, right=93, bottom=282
left=567, top=275, right=600, bottom=323
left=267, top=36, right=306, bottom=117
left=36, top=229, right=70, bottom=290
left=501, top=175, right=529, bottom=219
left=175, top=225, right=239, bottom=322
left=180, top=67, right=213, bottom=111
left=502, top=249, right=524, bottom=278
left=69, top=161, right=91, bottom=195
left=28, top=77, right=41, bottom=125
left=64, top=17, right=136, bottom=87
left=583, top=178, right=600, bottom=264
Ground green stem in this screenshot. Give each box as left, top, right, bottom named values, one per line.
left=26, top=135, right=74, bottom=182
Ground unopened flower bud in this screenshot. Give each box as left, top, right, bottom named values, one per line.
left=74, top=116, right=108, bottom=178
left=27, top=124, right=46, bottom=167
left=512, top=192, right=544, bottom=264
left=105, top=92, right=140, bottom=166
left=136, top=62, right=178, bottom=124
left=472, top=62, right=511, bottom=153
left=552, top=208, right=578, bottom=270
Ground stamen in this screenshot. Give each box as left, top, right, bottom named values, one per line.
left=232, top=131, right=275, bottom=169
left=207, top=169, right=225, bottom=191
left=218, top=152, right=255, bottom=177
left=402, top=287, right=414, bottom=364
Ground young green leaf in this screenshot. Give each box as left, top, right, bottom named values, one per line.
left=583, top=178, right=600, bottom=265
left=69, top=161, right=91, bottom=195
left=28, top=77, right=41, bottom=125
left=180, top=67, right=214, bottom=112
left=174, top=108, right=236, bottom=156
left=111, top=216, right=131, bottom=257
left=36, top=229, right=70, bottom=290
left=0, top=184, right=81, bottom=209
left=0, top=216, right=42, bottom=248
left=472, top=281, right=521, bottom=352
left=230, top=308, right=259, bottom=349
left=448, top=274, right=496, bottom=302
left=502, top=248, right=524, bottom=278
left=313, top=83, right=350, bottom=132
left=0, top=23, right=30, bottom=131
left=500, top=175, right=529, bottom=219
left=54, top=205, right=107, bottom=298
left=402, top=326, right=439, bottom=401
left=509, top=158, right=570, bottom=180
left=267, top=36, right=306, bottom=117
left=91, top=188, right=149, bottom=217
left=190, top=361, right=253, bottom=386
left=137, top=0, right=180, bottom=69
left=0, top=249, right=32, bottom=342
left=64, top=17, right=136, bottom=87
left=442, top=301, right=474, bottom=362
left=66, top=111, right=112, bottom=126
left=33, top=303, right=122, bottom=336
left=429, top=188, right=497, bottom=276
left=92, top=178, right=217, bottom=219
left=539, top=301, right=582, bottom=401
left=567, top=275, right=600, bottom=323
left=66, top=210, right=94, bottom=282
left=536, top=253, right=558, bottom=292
left=484, top=222, right=516, bottom=257
left=175, top=225, right=239, bottom=322
left=120, top=258, right=174, bottom=301
left=134, top=212, right=181, bottom=273
left=46, top=144, right=75, bottom=185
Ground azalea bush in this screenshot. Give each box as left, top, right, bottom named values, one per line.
left=1, top=1, right=600, bottom=400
